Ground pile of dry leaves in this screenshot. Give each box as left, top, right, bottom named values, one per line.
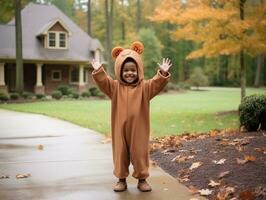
left=150, top=129, right=266, bottom=200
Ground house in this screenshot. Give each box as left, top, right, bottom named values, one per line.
left=0, top=3, right=104, bottom=94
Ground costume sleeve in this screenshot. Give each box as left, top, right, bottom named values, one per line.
left=92, top=66, right=114, bottom=99
left=147, top=70, right=170, bottom=100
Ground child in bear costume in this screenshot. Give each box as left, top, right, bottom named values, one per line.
left=91, top=41, right=171, bottom=192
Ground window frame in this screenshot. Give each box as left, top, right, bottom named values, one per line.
left=69, top=67, right=79, bottom=84
left=47, top=31, right=68, bottom=49
left=51, top=70, right=62, bottom=81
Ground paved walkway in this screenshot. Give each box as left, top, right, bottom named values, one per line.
left=0, top=109, right=203, bottom=200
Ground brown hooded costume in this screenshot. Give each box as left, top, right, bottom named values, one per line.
left=92, top=41, right=170, bottom=179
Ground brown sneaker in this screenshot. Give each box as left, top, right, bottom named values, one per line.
left=113, top=179, right=127, bottom=192
left=137, top=179, right=152, bottom=192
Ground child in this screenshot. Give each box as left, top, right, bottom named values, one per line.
left=91, top=41, right=171, bottom=192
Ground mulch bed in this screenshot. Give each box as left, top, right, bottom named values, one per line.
left=149, top=129, right=266, bottom=200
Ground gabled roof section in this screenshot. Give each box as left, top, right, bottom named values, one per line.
left=0, top=2, right=103, bottom=63
left=37, top=18, right=72, bottom=37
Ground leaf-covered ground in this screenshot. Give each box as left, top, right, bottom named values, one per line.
left=150, top=129, right=266, bottom=200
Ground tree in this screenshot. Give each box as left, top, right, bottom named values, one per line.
left=150, top=0, right=266, bottom=101
left=14, top=0, right=24, bottom=93
left=188, top=67, right=209, bottom=90
left=87, top=0, right=91, bottom=35
left=105, top=0, right=113, bottom=74
left=138, top=28, right=162, bottom=78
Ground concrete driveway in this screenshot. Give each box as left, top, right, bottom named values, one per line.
left=0, top=109, right=203, bottom=200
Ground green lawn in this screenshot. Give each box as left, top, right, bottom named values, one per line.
left=0, top=87, right=265, bottom=137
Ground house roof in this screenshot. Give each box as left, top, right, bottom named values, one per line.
left=0, top=3, right=103, bottom=64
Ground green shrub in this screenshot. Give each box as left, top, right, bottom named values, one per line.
left=81, top=91, right=91, bottom=98
left=36, top=93, right=45, bottom=99
left=71, top=92, right=80, bottom=99
left=57, top=85, right=73, bottom=96
left=52, top=90, right=63, bottom=100
left=0, top=92, right=9, bottom=101
left=177, top=82, right=191, bottom=90
left=89, top=87, right=100, bottom=96
left=9, top=92, right=20, bottom=100
left=239, top=94, right=266, bottom=131
left=97, top=91, right=106, bottom=99
left=22, top=92, right=33, bottom=99
left=167, top=82, right=180, bottom=91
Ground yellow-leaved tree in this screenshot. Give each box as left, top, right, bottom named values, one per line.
left=150, top=0, right=266, bottom=101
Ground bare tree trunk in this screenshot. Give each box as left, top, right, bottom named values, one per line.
left=105, top=0, right=113, bottom=74
left=136, top=0, right=141, bottom=32
left=121, top=0, right=125, bottom=41
left=15, top=0, right=23, bottom=93
left=87, top=0, right=91, bottom=36
left=240, top=0, right=246, bottom=102
left=254, top=55, right=263, bottom=87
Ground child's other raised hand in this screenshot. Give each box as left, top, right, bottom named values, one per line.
left=91, top=59, right=102, bottom=70
left=157, top=58, right=172, bottom=73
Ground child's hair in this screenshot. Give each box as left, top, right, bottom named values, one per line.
left=121, top=57, right=139, bottom=84
left=122, top=57, right=138, bottom=68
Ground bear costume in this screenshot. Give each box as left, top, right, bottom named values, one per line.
left=92, top=41, right=170, bottom=180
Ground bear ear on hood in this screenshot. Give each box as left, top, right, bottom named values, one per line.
left=131, top=41, right=144, bottom=54
left=111, top=47, right=124, bottom=58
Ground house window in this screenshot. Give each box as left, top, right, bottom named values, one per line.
left=84, top=69, right=88, bottom=83
left=59, top=33, right=66, bottom=48
left=51, top=70, right=62, bottom=81
left=48, top=31, right=67, bottom=49
left=48, top=32, right=56, bottom=47
left=70, top=68, right=79, bottom=83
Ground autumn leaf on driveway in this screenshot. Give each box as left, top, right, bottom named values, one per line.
left=213, top=158, right=226, bottom=165
left=16, top=173, right=31, bottom=179
left=189, top=162, right=202, bottom=170
left=198, top=189, right=213, bottom=196
left=218, top=171, right=230, bottom=179
left=237, top=155, right=256, bottom=165
left=208, top=179, right=220, bottom=187
left=37, top=144, right=44, bottom=150
left=216, top=186, right=235, bottom=200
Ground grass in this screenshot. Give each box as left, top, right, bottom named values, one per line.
left=0, top=87, right=265, bottom=137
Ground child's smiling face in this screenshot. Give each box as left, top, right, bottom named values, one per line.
left=121, top=61, right=138, bottom=84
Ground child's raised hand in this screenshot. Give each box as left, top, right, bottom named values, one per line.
left=157, top=58, right=172, bottom=73
left=91, top=59, right=102, bottom=70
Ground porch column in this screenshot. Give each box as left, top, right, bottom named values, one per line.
left=0, top=63, right=5, bottom=86
left=78, top=64, right=86, bottom=93
left=0, top=63, right=8, bottom=94
left=36, top=63, right=43, bottom=86
left=79, top=64, right=84, bottom=86
left=95, top=49, right=100, bottom=62
left=34, top=63, right=45, bottom=94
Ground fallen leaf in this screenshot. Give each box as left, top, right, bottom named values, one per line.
left=150, top=160, right=157, bottom=166
left=216, top=186, right=235, bottom=200
left=172, top=155, right=190, bottom=163
left=244, top=155, right=256, bottom=162
left=101, top=137, right=112, bottom=144
left=254, top=147, right=266, bottom=154
left=37, top=144, right=44, bottom=150
left=16, top=173, right=31, bottom=179
left=237, top=155, right=256, bottom=165
left=0, top=175, right=9, bottom=179
left=213, top=158, right=226, bottom=165
left=208, top=179, right=220, bottom=187
left=189, top=162, right=202, bottom=170
left=188, top=185, right=199, bottom=194
left=218, top=171, right=230, bottom=179
left=198, top=189, right=213, bottom=196
left=255, top=185, right=266, bottom=197
left=239, top=190, right=256, bottom=200
left=236, top=158, right=247, bottom=165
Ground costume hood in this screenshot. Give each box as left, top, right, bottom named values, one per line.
left=111, top=41, right=144, bottom=85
